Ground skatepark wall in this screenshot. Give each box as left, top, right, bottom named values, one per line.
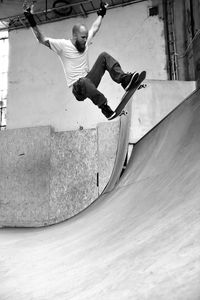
left=7, top=1, right=167, bottom=133
left=0, top=121, right=120, bottom=227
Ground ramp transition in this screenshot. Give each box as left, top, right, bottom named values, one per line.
left=0, top=88, right=200, bottom=299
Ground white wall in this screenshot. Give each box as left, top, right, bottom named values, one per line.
left=130, top=80, right=196, bottom=143
left=7, top=1, right=167, bottom=131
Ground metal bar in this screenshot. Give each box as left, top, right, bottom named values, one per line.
left=46, top=0, right=48, bottom=21
left=0, top=0, right=144, bottom=22
left=0, top=0, right=147, bottom=31
left=0, top=107, right=3, bottom=130
left=37, top=0, right=94, bottom=15
left=80, top=3, right=87, bottom=17
left=90, top=1, right=95, bottom=10
left=18, top=16, right=27, bottom=27
left=35, top=14, right=42, bottom=23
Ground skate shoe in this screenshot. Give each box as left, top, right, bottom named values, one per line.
left=100, top=102, right=115, bottom=119
left=122, top=72, right=139, bottom=91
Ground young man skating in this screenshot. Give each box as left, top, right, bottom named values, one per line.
left=23, top=1, right=139, bottom=119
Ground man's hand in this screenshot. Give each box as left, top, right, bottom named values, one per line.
left=23, top=1, right=35, bottom=13
left=23, top=1, right=37, bottom=27
left=97, top=1, right=108, bottom=18
left=23, top=0, right=51, bottom=49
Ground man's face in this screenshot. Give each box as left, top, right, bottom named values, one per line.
left=75, top=27, right=88, bottom=53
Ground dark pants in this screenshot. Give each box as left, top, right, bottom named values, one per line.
left=72, top=52, right=126, bottom=107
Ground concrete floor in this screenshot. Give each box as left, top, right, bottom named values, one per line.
left=0, top=88, right=200, bottom=299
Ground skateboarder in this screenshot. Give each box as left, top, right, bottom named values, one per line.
left=23, top=1, right=139, bottom=119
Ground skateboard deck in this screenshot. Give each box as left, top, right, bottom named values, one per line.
left=109, top=71, right=146, bottom=120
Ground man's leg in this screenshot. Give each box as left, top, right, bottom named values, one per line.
left=72, top=77, right=106, bottom=106
left=72, top=52, right=138, bottom=118
left=84, top=52, right=138, bottom=118
left=72, top=77, right=114, bottom=119
left=87, top=52, right=138, bottom=90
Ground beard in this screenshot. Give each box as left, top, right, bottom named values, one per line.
left=75, top=40, right=86, bottom=53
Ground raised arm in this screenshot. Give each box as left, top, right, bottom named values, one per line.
left=23, top=1, right=51, bottom=49
left=31, top=26, right=51, bottom=48
left=88, top=2, right=108, bottom=40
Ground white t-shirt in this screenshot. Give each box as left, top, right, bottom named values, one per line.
left=48, top=37, right=91, bottom=87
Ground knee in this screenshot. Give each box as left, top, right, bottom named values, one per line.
left=77, top=77, right=92, bottom=91
left=100, top=51, right=108, bottom=56
left=99, top=51, right=109, bottom=59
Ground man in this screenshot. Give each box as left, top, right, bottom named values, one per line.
left=23, top=1, right=139, bottom=119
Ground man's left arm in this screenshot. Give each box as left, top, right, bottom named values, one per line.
left=88, top=2, right=108, bottom=41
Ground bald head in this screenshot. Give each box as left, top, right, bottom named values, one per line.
left=72, top=23, right=88, bottom=53
left=72, top=24, right=88, bottom=36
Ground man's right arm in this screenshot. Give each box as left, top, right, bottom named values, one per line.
left=23, top=1, right=51, bottom=49
left=31, top=25, right=51, bottom=49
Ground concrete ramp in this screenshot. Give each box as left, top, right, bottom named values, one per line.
left=0, top=88, right=200, bottom=299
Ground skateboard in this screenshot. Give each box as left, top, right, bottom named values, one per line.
left=109, top=71, right=146, bottom=120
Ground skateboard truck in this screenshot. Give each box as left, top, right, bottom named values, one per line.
left=119, top=110, right=128, bottom=116
left=138, top=83, right=147, bottom=90
left=118, top=84, right=146, bottom=117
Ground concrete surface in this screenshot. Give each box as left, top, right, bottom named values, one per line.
left=0, top=86, right=200, bottom=299
left=0, top=126, right=51, bottom=227
left=49, top=128, right=98, bottom=224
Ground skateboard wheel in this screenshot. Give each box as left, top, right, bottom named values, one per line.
left=138, top=84, right=147, bottom=90
left=120, top=110, right=128, bottom=116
